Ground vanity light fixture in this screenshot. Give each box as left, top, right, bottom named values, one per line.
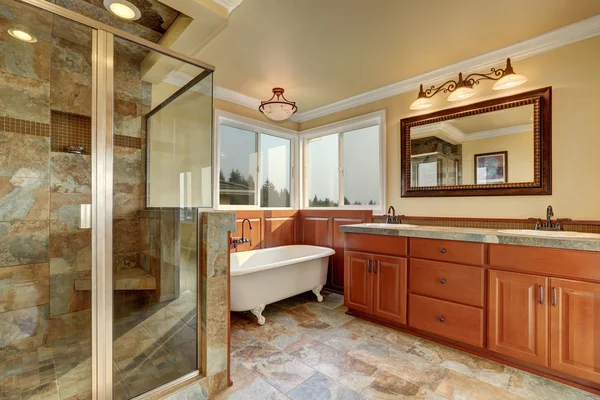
left=103, top=0, right=141, bottom=20
left=258, top=87, right=298, bottom=121
left=409, top=58, right=528, bottom=110
left=7, top=28, right=37, bottom=43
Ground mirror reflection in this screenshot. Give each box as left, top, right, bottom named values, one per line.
left=410, top=104, right=534, bottom=187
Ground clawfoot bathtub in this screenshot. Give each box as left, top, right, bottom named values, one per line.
left=230, top=245, right=335, bottom=325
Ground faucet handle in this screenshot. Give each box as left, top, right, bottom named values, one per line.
left=528, top=218, right=543, bottom=230
left=555, top=218, right=572, bottom=230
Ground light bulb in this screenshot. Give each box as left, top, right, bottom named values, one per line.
left=409, top=96, right=433, bottom=110
left=447, top=86, right=476, bottom=102
left=104, top=0, right=141, bottom=20
left=493, top=73, right=528, bottom=90
left=8, top=29, right=37, bottom=43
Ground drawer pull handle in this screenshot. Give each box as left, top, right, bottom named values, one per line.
left=440, top=278, right=446, bottom=284
left=367, top=260, right=371, bottom=273
left=440, top=248, right=446, bottom=254
left=373, top=261, right=378, bottom=274
left=539, top=285, right=544, bottom=305
left=439, top=317, right=445, bottom=322
left=552, top=287, right=557, bottom=307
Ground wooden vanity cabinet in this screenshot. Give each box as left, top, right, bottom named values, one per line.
left=488, top=270, right=548, bottom=366
left=550, top=279, right=600, bottom=383
left=344, top=250, right=407, bottom=325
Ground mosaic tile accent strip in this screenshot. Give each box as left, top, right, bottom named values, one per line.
left=50, top=110, right=91, bottom=155
left=114, top=134, right=142, bottom=149
left=0, top=116, right=50, bottom=137
left=372, top=216, right=600, bottom=234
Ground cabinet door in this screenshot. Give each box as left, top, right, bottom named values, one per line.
left=550, top=279, right=600, bottom=383
left=488, top=270, right=548, bottom=366
left=372, top=255, right=407, bottom=325
left=344, top=251, right=372, bottom=314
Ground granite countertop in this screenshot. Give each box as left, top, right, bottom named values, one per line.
left=339, top=223, right=600, bottom=252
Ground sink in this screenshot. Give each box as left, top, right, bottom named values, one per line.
left=360, top=223, right=419, bottom=229
left=497, top=229, right=600, bottom=239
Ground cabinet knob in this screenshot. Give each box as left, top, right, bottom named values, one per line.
left=440, top=278, right=446, bottom=284
left=440, top=248, right=446, bottom=254
left=439, top=317, right=445, bottom=322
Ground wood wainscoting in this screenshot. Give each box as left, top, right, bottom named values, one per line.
left=229, top=209, right=373, bottom=294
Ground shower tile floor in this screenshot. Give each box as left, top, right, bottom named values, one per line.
left=0, top=290, right=197, bottom=400
left=222, top=291, right=600, bottom=400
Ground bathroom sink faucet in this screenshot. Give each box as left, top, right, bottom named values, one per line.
left=528, top=205, right=571, bottom=231
left=232, top=218, right=253, bottom=249
left=385, top=206, right=405, bottom=224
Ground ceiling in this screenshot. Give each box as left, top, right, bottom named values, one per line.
left=193, top=0, right=600, bottom=113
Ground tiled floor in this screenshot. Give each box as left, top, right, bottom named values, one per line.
left=221, top=291, right=600, bottom=400
left=0, top=290, right=197, bottom=400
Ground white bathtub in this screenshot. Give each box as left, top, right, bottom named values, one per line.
left=230, top=245, right=335, bottom=325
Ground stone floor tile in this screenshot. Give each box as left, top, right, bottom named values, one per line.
left=214, top=362, right=288, bottom=400
left=408, top=339, right=513, bottom=389
left=361, top=370, right=447, bottom=400
left=507, top=369, right=600, bottom=400
left=436, top=371, right=525, bottom=400
left=290, top=340, right=377, bottom=392
left=288, top=373, right=362, bottom=400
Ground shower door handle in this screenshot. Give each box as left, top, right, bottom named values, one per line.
left=80, top=204, right=91, bottom=229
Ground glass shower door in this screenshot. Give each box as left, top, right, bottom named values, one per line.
left=0, top=2, right=94, bottom=398
left=111, top=36, right=212, bottom=399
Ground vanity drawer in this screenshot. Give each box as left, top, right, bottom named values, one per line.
left=489, top=244, right=600, bottom=282
left=345, top=233, right=408, bottom=257
left=410, top=238, right=484, bottom=266
left=409, top=259, right=484, bottom=307
left=409, top=294, right=484, bottom=347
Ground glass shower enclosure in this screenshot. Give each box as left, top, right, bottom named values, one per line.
left=0, top=0, right=213, bottom=398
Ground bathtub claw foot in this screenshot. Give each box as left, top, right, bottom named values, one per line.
left=313, top=285, right=324, bottom=302
left=251, top=304, right=266, bottom=325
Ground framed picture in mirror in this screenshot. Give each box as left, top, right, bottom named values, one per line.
left=401, top=87, right=551, bottom=197
left=474, top=151, right=507, bottom=184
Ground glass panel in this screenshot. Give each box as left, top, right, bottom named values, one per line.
left=0, top=3, right=94, bottom=399
left=307, top=134, right=339, bottom=207
left=112, top=36, right=209, bottom=399
left=219, top=125, right=258, bottom=206
left=260, top=133, right=291, bottom=207
left=342, top=126, right=380, bottom=206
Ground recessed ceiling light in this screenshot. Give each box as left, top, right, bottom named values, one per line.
left=8, top=28, right=37, bottom=43
left=103, top=0, right=141, bottom=20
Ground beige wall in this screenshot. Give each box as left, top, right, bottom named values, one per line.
left=461, top=131, right=534, bottom=185
left=299, top=36, right=600, bottom=220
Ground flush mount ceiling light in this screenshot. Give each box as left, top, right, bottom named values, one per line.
left=7, top=28, right=37, bottom=43
left=103, top=0, right=141, bottom=20
left=409, top=58, right=528, bottom=110
left=258, top=87, right=298, bottom=121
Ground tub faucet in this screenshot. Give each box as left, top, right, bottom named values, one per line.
left=232, top=218, right=253, bottom=249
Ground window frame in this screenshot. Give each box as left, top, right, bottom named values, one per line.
left=214, top=109, right=299, bottom=210
left=300, top=110, right=386, bottom=214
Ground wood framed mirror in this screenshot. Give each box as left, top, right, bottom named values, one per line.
left=401, top=87, right=551, bottom=197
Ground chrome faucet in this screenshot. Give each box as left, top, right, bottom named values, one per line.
left=232, top=218, right=253, bottom=249
left=528, top=205, right=571, bottom=231
left=385, top=206, right=405, bottom=224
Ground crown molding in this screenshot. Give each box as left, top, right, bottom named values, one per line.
left=211, top=0, right=243, bottom=13
left=411, top=122, right=533, bottom=143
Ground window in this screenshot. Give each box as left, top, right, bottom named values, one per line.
left=215, top=111, right=296, bottom=209
left=302, top=111, right=385, bottom=213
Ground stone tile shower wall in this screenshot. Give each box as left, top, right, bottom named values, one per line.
left=0, top=1, right=181, bottom=353
left=0, top=3, right=95, bottom=352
